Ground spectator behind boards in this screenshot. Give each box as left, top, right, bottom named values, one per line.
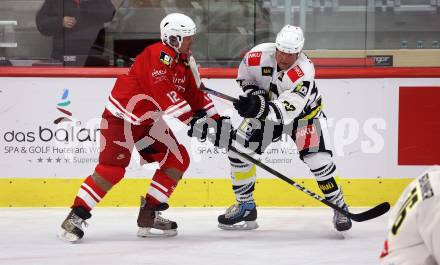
left=36, top=0, right=115, bottom=66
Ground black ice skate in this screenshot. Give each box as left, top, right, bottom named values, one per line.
left=58, top=207, right=91, bottom=242
left=137, top=196, right=178, bottom=237
left=333, top=204, right=352, bottom=232
left=218, top=202, right=258, bottom=230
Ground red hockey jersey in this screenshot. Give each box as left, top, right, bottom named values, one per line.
left=105, top=41, right=217, bottom=125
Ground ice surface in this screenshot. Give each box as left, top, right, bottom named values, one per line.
left=0, top=208, right=388, bottom=265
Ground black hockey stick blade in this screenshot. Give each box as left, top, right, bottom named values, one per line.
left=347, top=202, right=390, bottom=222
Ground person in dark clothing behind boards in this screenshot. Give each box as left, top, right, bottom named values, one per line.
left=36, top=0, right=115, bottom=66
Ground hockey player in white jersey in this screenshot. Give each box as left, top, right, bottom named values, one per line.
left=217, top=25, right=352, bottom=232
left=380, top=167, right=440, bottom=265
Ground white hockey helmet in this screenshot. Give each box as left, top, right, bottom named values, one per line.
left=160, top=13, right=196, bottom=52
left=275, top=25, right=305, bottom=54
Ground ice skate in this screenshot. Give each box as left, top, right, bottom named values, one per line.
left=333, top=204, right=352, bottom=232
left=137, top=196, right=178, bottom=238
left=218, top=202, right=258, bottom=230
left=58, top=207, right=91, bottom=242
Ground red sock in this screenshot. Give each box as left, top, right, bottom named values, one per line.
left=146, top=170, right=178, bottom=206
left=73, top=176, right=107, bottom=211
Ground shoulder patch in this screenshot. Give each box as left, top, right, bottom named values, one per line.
left=160, top=51, right=173, bottom=66
left=287, top=66, right=304, bottom=83
left=261, top=67, right=273, bottom=76
left=293, top=81, right=309, bottom=98
left=248, top=51, right=262, bottom=66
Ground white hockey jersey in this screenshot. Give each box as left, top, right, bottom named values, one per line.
left=380, top=167, right=440, bottom=265
left=237, top=43, right=322, bottom=124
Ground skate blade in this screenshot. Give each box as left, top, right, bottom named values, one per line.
left=332, top=230, right=351, bottom=239
left=57, top=230, right=80, bottom=243
left=137, top=227, right=178, bottom=238
left=218, top=221, right=259, bottom=230
left=338, top=230, right=350, bottom=239
left=334, top=223, right=352, bottom=233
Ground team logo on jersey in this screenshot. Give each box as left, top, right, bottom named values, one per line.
left=287, top=65, right=304, bottom=83
left=261, top=67, right=273, bottom=76
left=419, top=173, right=434, bottom=199
left=160, top=51, right=173, bottom=66
left=247, top=51, right=262, bottom=66
left=152, top=69, right=167, bottom=77
left=293, top=82, right=309, bottom=98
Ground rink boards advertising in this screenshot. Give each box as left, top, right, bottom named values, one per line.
left=0, top=70, right=439, bottom=207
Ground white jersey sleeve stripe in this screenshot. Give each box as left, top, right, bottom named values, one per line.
left=203, top=102, right=214, bottom=110
left=166, top=103, right=191, bottom=119
left=164, top=100, right=188, bottom=115
left=109, top=94, right=141, bottom=121
left=106, top=96, right=141, bottom=125
left=206, top=106, right=217, bottom=117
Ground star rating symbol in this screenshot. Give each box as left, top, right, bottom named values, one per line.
left=35, top=157, right=74, bottom=163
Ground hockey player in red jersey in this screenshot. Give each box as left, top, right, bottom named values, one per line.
left=59, top=13, right=227, bottom=241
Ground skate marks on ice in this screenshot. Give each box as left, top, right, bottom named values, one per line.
left=0, top=208, right=388, bottom=265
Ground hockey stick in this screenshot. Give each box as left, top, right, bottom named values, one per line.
left=201, top=86, right=390, bottom=222
left=228, top=145, right=390, bottom=222
left=186, top=56, right=238, bottom=104
left=200, top=84, right=238, bottom=103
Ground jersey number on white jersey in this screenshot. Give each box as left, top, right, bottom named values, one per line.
left=391, top=187, right=419, bottom=235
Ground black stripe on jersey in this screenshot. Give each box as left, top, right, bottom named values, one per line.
left=229, top=157, right=244, bottom=164
left=311, top=164, right=327, bottom=173
left=233, top=183, right=255, bottom=194
left=310, top=81, right=318, bottom=95
left=268, top=102, right=284, bottom=124
left=311, top=163, right=336, bottom=178
left=269, top=83, right=279, bottom=98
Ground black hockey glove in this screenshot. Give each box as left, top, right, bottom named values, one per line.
left=213, top=116, right=234, bottom=150
left=243, top=84, right=267, bottom=98
left=188, top=110, right=234, bottom=150
left=187, top=110, right=209, bottom=142
left=233, top=95, right=269, bottom=119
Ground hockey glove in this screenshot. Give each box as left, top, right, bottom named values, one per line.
left=188, top=110, right=234, bottom=150
left=243, top=84, right=267, bottom=98
left=233, top=95, right=269, bottom=119
left=187, top=110, right=209, bottom=142
left=213, top=116, right=234, bottom=150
